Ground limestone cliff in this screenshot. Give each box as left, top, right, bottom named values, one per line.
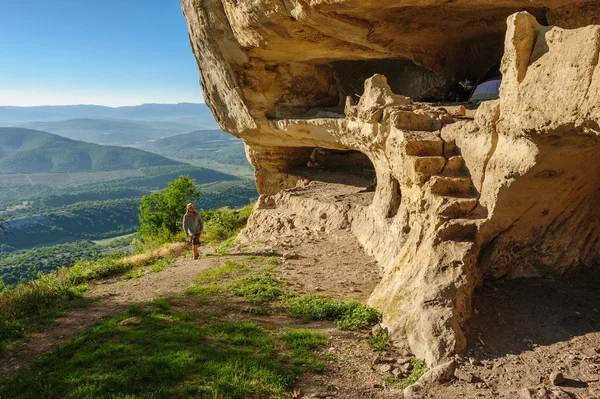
left=182, top=1, right=600, bottom=365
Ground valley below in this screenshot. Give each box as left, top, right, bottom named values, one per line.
left=0, top=103, right=257, bottom=287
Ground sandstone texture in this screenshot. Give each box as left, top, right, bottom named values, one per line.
left=182, top=0, right=600, bottom=366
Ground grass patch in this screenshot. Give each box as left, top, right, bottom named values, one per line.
left=232, top=273, right=285, bottom=304
left=367, top=330, right=392, bottom=352
left=386, top=359, right=428, bottom=389
left=151, top=257, right=172, bottom=273
left=403, top=359, right=427, bottom=386
left=123, top=268, right=145, bottom=280
left=194, top=260, right=248, bottom=283
left=283, top=294, right=381, bottom=330
left=278, top=329, right=330, bottom=373
left=0, top=308, right=326, bottom=399
left=0, top=242, right=184, bottom=355
left=149, top=297, right=174, bottom=310
left=265, top=256, right=281, bottom=266
left=214, top=236, right=244, bottom=256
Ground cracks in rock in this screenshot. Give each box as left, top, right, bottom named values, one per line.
left=580, top=32, right=600, bottom=116
left=477, top=109, right=500, bottom=197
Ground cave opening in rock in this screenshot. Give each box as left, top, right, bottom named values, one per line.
left=332, top=59, right=445, bottom=103
left=284, top=146, right=377, bottom=205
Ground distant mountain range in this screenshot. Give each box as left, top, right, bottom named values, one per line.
left=19, top=118, right=201, bottom=146
left=0, top=127, right=182, bottom=174
left=0, top=103, right=219, bottom=127
left=139, top=129, right=249, bottom=166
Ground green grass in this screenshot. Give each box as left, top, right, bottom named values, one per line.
left=385, top=359, right=428, bottom=389
left=0, top=243, right=178, bottom=355
left=149, top=297, right=174, bottom=310
left=194, top=260, right=248, bottom=283
left=367, top=330, right=392, bottom=352
left=404, top=359, right=427, bottom=386
left=266, top=256, right=281, bottom=266
left=0, top=283, right=91, bottom=354
left=151, top=257, right=172, bottom=273
left=123, top=268, right=145, bottom=280
left=283, top=294, right=381, bottom=330
left=278, top=329, right=330, bottom=373
left=232, top=273, right=285, bottom=304
left=0, top=308, right=329, bottom=399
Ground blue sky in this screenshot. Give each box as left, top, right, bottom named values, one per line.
left=0, top=0, right=204, bottom=106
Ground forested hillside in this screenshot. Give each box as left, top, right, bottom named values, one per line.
left=140, top=129, right=249, bottom=166
left=0, top=128, right=182, bottom=173
left=0, top=177, right=257, bottom=284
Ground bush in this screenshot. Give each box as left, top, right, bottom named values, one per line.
left=202, top=203, right=253, bottom=242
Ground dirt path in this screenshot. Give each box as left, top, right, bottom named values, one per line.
left=0, top=247, right=221, bottom=378
left=0, top=229, right=383, bottom=381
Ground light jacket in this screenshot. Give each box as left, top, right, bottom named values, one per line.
left=183, top=212, right=203, bottom=236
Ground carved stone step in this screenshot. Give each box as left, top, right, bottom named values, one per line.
left=437, top=218, right=482, bottom=242
left=428, top=176, right=474, bottom=197
left=441, top=155, right=466, bottom=176
left=413, top=156, right=446, bottom=185
left=404, top=132, right=444, bottom=156
left=443, top=140, right=457, bottom=156
left=439, top=197, right=479, bottom=218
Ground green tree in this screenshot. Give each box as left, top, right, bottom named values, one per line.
left=138, top=176, right=201, bottom=238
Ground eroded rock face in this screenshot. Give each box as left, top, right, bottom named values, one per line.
left=182, top=1, right=600, bottom=365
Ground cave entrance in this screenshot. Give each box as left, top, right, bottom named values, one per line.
left=332, top=59, right=445, bottom=102
left=284, top=147, right=377, bottom=207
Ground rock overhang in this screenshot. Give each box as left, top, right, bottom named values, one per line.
left=182, top=0, right=600, bottom=365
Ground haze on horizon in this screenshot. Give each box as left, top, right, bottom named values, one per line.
left=0, top=1, right=204, bottom=107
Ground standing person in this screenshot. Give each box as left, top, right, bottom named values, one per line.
left=183, top=203, right=203, bottom=260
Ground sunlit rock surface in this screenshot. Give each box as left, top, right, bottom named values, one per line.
left=182, top=1, right=600, bottom=365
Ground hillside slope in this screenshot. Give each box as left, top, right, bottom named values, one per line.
left=0, top=128, right=182, bottom=173
left=140, top=129, right=248, bottom=165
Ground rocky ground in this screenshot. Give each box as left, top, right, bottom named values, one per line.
left=1, top=229, right=599, bottom=398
